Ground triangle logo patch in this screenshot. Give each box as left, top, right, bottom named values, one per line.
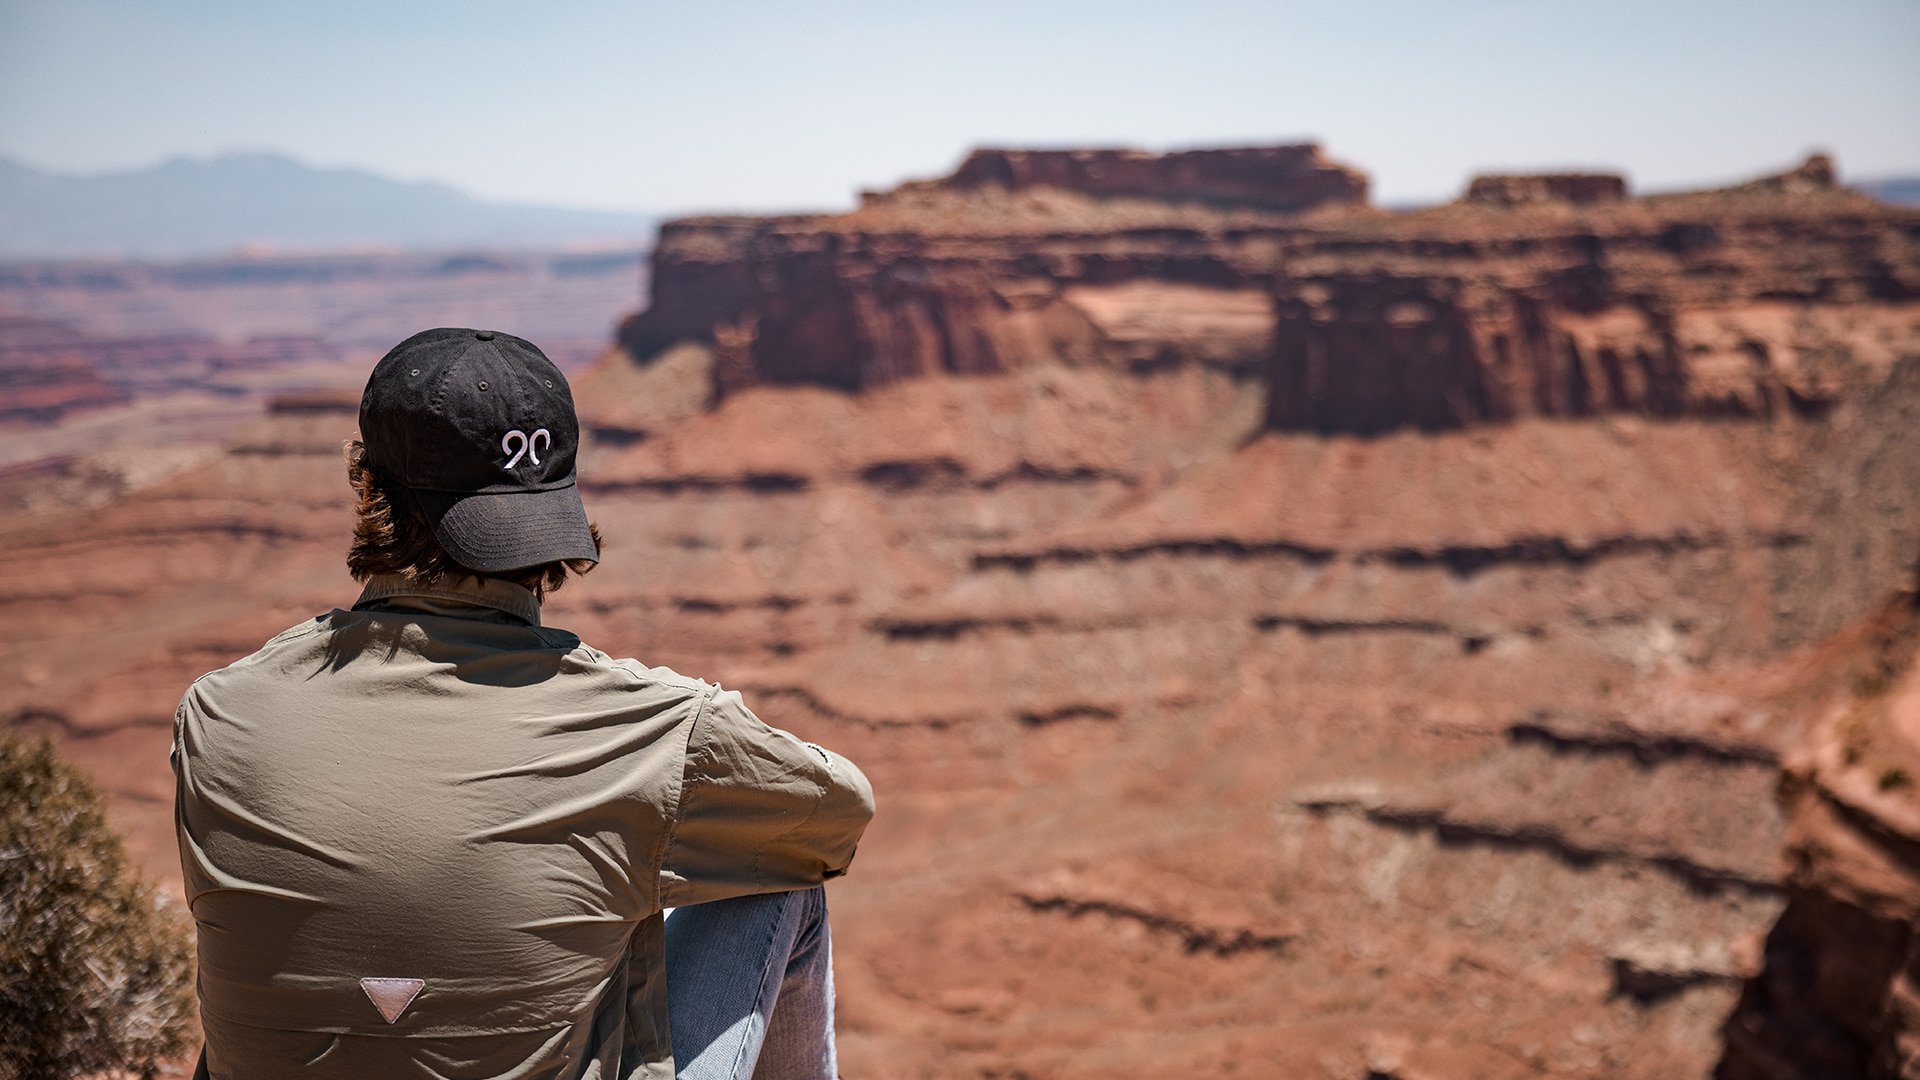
left=359, top=977, right=425, bottom=1024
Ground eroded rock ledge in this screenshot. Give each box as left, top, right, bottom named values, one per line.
left=614, top=149, right=1920, bottom=434
left=1720, top=592, right=1920, bottom=1079
left=877, top=144, right=1369, bottom=213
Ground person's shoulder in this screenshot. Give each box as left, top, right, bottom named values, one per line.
left=178, top=610, right=342, bottom=702
left=553, top=639, right=718, bottom=704
left=262, top=611, right=340, bottom=649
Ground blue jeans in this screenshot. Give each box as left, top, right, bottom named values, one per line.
left=663, top=886, right=838, bottom=1080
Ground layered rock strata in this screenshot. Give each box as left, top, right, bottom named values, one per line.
left=6, top=148, right=1920, bottom=1077
left=878, top=144, right=1370, bottom=212
left=1718, top=593, right=1920, bottom=1078
left=618, top=153, right=1920, bottom=430
left=0, top=314, right=336, bottom=420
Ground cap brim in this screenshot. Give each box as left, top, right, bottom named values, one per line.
left=416, top=483, right=599, bottom=572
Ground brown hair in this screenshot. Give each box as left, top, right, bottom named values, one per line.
left=344, top=439, right=600, bottom=599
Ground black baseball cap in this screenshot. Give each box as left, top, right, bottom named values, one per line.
left=359, top=328, right=599, bottom=572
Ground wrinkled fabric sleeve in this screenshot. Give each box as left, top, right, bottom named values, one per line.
left=658, top=686, right=876, bottom=908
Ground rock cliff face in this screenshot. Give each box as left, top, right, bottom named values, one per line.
left=882, top=144, right=1370, bottom=212
left=1719, top=596, right=1920, bottom=1076
left=1708, top=328, right=1920, bottom=1080
left=588, top=150, right=1920, bottom=1076
left=6, top=148, right=1920, bottom=1078
left=619, top=152, right=1920, bottom=431
left=1463, top=172, right=1629, bottom=206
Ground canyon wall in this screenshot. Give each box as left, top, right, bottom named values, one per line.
left=1717, top=358, right=1920, bottom=1079
left=592, top=148, right=1920, bottom=1075
left=5, top=148, right=1920, bottom=1077
left=620, top=151, right=1919, bottom=431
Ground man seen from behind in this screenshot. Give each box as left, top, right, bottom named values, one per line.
left=173, top=328, right=875, bottom=1079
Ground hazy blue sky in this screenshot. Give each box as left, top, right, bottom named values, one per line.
left=2, top=0, right=1915, bottom=213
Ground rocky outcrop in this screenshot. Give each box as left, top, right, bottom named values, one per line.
left=878, top=144, right=1371, bottom=212
left=1260, top=267, right=1901, bottom=433
left=1719, top=594, right=1920, bottom=1079
left=1729, top=152, right=1841, bottom=197
left=1463, top=172, right=1629, bottom=207
left=617, top=149, right=1920, bottom=431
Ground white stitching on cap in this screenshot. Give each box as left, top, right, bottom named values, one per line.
left=501, top=428, right=552, bottom=468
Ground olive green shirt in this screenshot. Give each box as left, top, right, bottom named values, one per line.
left=172, top=574, right=874, bottom=1079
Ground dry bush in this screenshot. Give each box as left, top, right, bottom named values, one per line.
left=0, top=735, right=194, bottom=1080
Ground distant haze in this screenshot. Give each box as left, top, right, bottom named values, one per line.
left=1, top=2, right=1915, bottom=216
left=2, top=148, right=1914, bottom=262
left=1859, top=177, right=1920, bottom=209
left=0, top=153, right=657, bottom=258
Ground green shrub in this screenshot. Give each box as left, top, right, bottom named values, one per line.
left=0, top=735, right=194, bottom=1080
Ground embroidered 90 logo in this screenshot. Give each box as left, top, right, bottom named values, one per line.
left=501, top=428, right=551, bottom=468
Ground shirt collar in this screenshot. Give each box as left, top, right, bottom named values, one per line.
left=351, top=573, right=543, bottom=627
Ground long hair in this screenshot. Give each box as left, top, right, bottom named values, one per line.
left=343, top=439, right=600, bottom=599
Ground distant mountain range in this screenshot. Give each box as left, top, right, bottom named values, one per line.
left=0, top=153, right=657, bottom=258
left=1858, top=176, right=1920, bottom=209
